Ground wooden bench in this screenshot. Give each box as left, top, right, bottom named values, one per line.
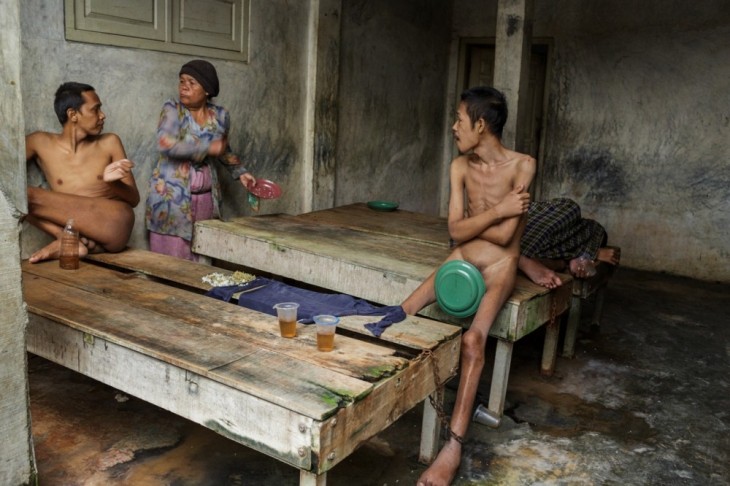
left=193, top=204, right=574, bottom=419
left=22, top=250, right=461, bottom=486
left=298, top=203, right=619, bottom=361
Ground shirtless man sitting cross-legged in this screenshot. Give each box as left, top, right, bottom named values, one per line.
left=25, top=82, right=140, bottom=263
left=401, top=86, right=536, bottom=486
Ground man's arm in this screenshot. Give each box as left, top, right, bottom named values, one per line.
left=446, top=157, right=530, bottom=244
left=25, top=131, right=45, bottom=161
left=101, top=134, right=140, bottom=207
left=473, top=157, right=537, bottom=246
left=473, top=186, right=530, bottom=246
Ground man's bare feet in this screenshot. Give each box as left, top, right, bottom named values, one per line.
left=417, top=439, right=462, bottom=486
left=29, top=238, right=89, bottom=263
left=597, top=246, right=621, bottom=265
left=518, top=256, right=563, bottom=289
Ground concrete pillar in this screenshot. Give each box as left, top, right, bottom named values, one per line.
left=493, top=0, right=534, bottom=151
left=302, top=0, right=342, bottom=212
left=0, top=0, right=37, bottom=484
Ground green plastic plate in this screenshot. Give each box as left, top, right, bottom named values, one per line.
left=434, top=260, right=486, bottom=318
left=367, top=200, right=399, bottom=212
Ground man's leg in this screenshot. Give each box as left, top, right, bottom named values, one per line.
left=27, top=187, right=134, bottom=259
left=402, top=249, right=464, bottom=315
left=417, top=256, right=518, bottom=486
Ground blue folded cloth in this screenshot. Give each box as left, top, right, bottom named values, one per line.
left=206, top=277, right=406, bottom=338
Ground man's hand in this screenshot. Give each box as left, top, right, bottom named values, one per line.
left=103, top=159, right=135, bottom=182
left=494, top=184, right=530, bottom=219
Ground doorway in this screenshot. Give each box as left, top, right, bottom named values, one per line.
left=456, top=39, right=550, bottom=200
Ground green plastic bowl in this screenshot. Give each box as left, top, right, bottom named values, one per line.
left=367, top=200, right=399, bottom=212
left=434, top=260, right=486, bottom=318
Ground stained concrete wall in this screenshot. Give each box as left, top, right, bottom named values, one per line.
left=335, top=0, right=453, bottom=214
left=17, top=0, right=729, bottom=283
left=453, top=0, right=730, bottom=282
left=0, top=0, right=36, bottom=483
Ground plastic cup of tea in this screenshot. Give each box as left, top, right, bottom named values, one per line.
left=273, top=302, right=299, bottom=338
left=313, top=315, right=339, bottom=352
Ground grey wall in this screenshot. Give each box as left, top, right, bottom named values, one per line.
left=17, top=0, right=730, bottom=282
left=20, top=0, right=311, bottom=254
left=454, top=0, right=730, bottom=282
left=0, top=0, right=36, bottom=482
left=336, top=0, right=453, bottom=214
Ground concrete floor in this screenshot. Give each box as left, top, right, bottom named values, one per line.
left=28, top=267, right=730, bottom=485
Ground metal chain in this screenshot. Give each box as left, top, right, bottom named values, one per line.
left=549, top=293, right=558, bottom=328
left=421, top=349, right=463, bottom=444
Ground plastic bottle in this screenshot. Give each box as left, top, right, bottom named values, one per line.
left=575, top=252, right=597, bottom=278
left=59, top=219, right=80, bottom=270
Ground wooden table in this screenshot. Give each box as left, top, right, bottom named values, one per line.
left=194, top=203, right=573, bottom=418
left=22, top=250, right=460, bottom=485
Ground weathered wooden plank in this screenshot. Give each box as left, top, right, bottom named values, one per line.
left=87, top=247, right=229, bottom=291
left=23, top=260, right=410, bottom=383
left=296, top=203, right=450, bottom=247
left=87, top=250, right=461, bottom=352
left=22, top=272, right=375, bottom=419
left=196, top=216, right=447, bottom=279
left=312, top=332, right=461, bottom=474
left=336, top=315, right=461, bottom=351
left=26, top=315, right=316, bottom=470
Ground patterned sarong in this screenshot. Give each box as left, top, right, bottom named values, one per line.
left=520, top=198, right=606, bottom=260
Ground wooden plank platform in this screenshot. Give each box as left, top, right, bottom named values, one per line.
left=23, top=252, right=461, bottom=485
left=193, top=204, right=574, bottom=418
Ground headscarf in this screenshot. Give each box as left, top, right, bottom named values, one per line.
left=179, top=60, right=219, bottom=97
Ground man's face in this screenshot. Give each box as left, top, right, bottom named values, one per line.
left=72, top=90, right=106, bottom=135
left=452, top=102, right=479, bottom=153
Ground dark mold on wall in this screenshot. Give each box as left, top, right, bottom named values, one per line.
left=507, top=15, right=521, bottom=36
left=558, top=149, right=629, bottom=203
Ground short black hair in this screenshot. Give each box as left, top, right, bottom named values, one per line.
left=460, top=86, right=508, bottom=139
left=54, top=82, right=95, bottom=125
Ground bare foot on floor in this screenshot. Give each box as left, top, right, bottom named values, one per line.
left=519, top=256, right=563, bottom=289
left=29, top=239, right=89, bottom=263
left=597, top=246, right=621, bottom=265
left=417, top=439, right=461, bottom=486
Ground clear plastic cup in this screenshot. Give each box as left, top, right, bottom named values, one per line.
left=273, top=302, right=299, bottom=338
left=313, top=315, right=339, bottom=352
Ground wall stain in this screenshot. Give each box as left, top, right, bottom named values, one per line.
left=506, top=15, right=521, bottom=36
left=559, top=149, right=629, bottom=203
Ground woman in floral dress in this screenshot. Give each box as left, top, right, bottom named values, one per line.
left=145, top=60, right=255, bottom=260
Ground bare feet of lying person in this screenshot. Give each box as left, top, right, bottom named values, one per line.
left=597, top=246, right=621, bottom=265
left=29, top=238, right=89, bottom=263
left=569, top=246, right=621, bottom=279
left=417, top=439, right=462, bottom=486
left=518, top=255, right=563, bottom=289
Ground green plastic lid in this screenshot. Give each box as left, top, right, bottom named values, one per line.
left=434, top=260, right=486, bottom=318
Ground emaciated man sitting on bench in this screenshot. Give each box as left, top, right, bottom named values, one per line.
left=401, top=86, right=535, bottom=486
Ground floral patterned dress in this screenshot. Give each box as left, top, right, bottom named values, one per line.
left=145, top=99, right=248, bottom=258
